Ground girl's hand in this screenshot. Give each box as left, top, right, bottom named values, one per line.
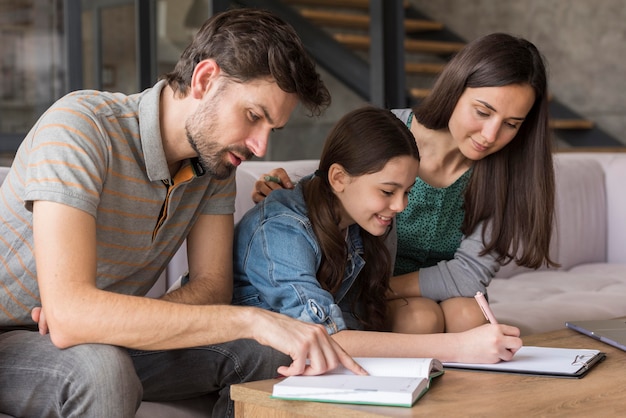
left=458, top=323, right=522, bottom=363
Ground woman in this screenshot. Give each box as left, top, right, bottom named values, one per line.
left=234, top=106, right=522, bottom=363
left=252, top=33, right=557, bottom=335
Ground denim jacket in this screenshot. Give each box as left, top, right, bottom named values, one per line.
left=232, top=175, right=365, bottom=334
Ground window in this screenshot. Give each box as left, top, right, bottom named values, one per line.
left=0, top=0, right=210, bottom=160
left=0, top=0, right=66, bottom=156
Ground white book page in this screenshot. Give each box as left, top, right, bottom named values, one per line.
left=272, top=358, right=444, bottom=406
left=329, top=357, right=438, bottom=378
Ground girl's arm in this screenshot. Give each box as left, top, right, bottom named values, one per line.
left=332, top=323, right=522, bottom=364
left=235, top=213, right=348, bottom=334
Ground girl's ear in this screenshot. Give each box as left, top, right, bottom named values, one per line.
left=328, top=163, right=348, bottom=193
left=189, top=59, right=221, bottom=98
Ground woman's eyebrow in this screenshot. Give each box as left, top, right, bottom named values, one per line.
left=476, top=99, right=526, bottom=121
left=476, top=99, right=496, bottom=111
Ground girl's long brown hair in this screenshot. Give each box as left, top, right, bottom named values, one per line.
left=303, top=106, right=420, bottom=331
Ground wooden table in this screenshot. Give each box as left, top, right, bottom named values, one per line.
left=231, top=327, right=626, bottom=417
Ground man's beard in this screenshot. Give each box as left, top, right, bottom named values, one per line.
left=186, top=134, right=235, bottom=180
left=185, top=98, right=253, bottom=180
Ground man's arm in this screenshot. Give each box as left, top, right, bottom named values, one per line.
left=33, top=200, right=365, bottom=376
left=162, top=213, right=234, bottom=305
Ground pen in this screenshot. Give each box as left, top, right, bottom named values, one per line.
left=264, top=175, right=282, bottom=184
left=474, top=291, right=498, bottom=324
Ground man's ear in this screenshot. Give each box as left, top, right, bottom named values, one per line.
left=189, top=59, right=220, bottom=98
left=328, top=163, right=349, bottom=193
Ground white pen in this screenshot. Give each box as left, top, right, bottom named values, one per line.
left=474, top=291, right=498, bottom=324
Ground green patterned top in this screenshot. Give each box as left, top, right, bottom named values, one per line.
left=394, top=170, right=471, bottom=275
left=392, top=109, right=471, bottom=276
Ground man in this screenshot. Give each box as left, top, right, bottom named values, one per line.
left=0, top=8, right=363, bottom=417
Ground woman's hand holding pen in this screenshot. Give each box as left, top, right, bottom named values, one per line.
left=252, top=168, right=294, bottom=203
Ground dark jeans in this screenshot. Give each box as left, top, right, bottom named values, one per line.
left=130, top=339, right=291, bottom=417
left=0, top=330, right=290, bottom=418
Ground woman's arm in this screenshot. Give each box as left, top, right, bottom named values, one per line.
left=389, top=222, right=500, bottom=302
left=418, top=222, right=500, bottom=301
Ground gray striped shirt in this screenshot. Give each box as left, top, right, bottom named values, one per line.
left=0, top=80, right=235, bottom=326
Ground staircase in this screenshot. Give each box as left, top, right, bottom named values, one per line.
left=229, top=0, right=623, bottom=148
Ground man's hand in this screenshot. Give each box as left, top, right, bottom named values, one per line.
left=31, top=307, right=49, bottom=335
left=251, top=168, right=294, bottom=203
left=253, top=309, right=367, bottom=377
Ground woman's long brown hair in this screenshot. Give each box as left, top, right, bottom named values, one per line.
left=415, top=33, right=558, bottom=268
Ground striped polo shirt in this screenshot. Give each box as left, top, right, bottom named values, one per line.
left=0, top=80, right=236, bottom=327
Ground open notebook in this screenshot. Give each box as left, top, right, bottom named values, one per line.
left=272, top=357, right=444, bottom=408
left=443, top=346, right=605, bottom=378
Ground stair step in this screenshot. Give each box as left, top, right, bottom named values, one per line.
left=405, top=62, right=446, bottom=74
left=299, top=8, right=443, bottom=32
left=405, top=19, right=444, bottom=33
left=284, top=0, right=409, bottom=9
left=549, top=119, right=594, bottom=130
left=335, top=33, right=465, bottom=54
left=409, top=88, right=430, bottom=99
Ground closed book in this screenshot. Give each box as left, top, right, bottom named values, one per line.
left=271, top=357, right=444, bottom=407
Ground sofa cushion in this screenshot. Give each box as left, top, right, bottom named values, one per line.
left=135, top=396, right=216, bottom=418
left=552, top=155, right=607, bottom=269
left=554, top=153, right=626, bottom=264
left=489, top=263, right=626, bottom=335
left=602, top=155, right=626, bottom=262
left=495, top=153, right=608, bottom=278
